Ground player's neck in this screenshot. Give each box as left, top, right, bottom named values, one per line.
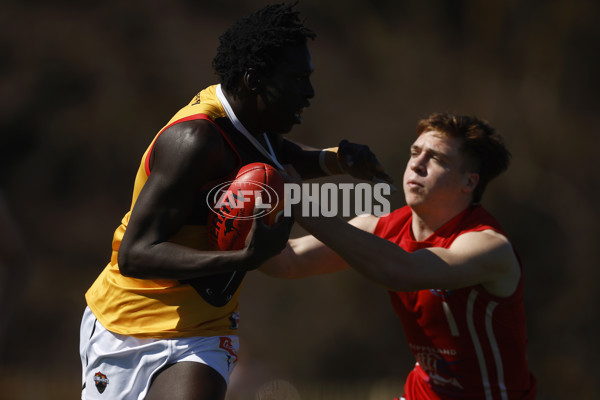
left=410, top=213, right=437, bottom=242
left=221, top=86, right=262, bottom=138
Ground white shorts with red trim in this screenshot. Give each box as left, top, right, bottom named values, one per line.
left=79, top=307, right=239, bottom=400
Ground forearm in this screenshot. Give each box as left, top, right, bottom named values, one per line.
left=259, top=235, right=348, bottom=279
left=118, top=240, right=252, bottom=280
left=280, top=138, right=392, bottom=184
left=291, top=149, right=343, bottom=180
left=280, top=139, right=343, bottom=180
left=296, top=214, right=415, bottom=290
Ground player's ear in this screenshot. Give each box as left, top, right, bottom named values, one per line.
left=244, top=68, right=260, bottom=92
left=463, top=172, right=479, bottom=193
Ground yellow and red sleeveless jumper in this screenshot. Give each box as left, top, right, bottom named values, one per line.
left=85, top=85, right=279, bottom=338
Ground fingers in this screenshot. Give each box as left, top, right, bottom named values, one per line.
left=371, top=177, right=397, bottom=192
left=372, top=163, right=395, bottom=184
left=262, top=217, right=292, bottom=256
left=338, top=139, right=394, bottom=184
left=243, top=214, right=293, bottom=270
left=251, top=207, right=293, bottom=248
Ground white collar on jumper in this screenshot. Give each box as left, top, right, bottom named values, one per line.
left=215, top=84, right=284, bottom=171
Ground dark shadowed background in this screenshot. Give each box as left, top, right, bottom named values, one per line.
left=1, top=0, right=599, bottom=399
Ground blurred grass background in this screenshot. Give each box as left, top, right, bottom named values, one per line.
left=1, top=0, right=599, bottom=399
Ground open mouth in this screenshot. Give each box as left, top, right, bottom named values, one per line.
left=294, top=108, right=304, bottom=123
left=294, top=101, right=311, bottom=124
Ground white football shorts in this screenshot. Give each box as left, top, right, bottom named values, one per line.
left=79, top=307, right=239, bottom=400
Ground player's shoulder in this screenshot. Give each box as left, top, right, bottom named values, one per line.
left=147, top=118, right=231, bottom=179
left=452, top=229, right=512, bottom=258
left=454, top=229, right=520, bottom=297
left=349, top=213, right=380, bottom=233
left=455, top=225, right=509, bottom=242
left=157, top=118, right=226, bottom=156
left=375, top=206, right=412, bottom=227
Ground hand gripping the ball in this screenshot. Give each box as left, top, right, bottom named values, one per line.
left=207, top=162, right=286, bottom=251
left=242, top=210, right=294, bottom=271
left=207, top=162, right=293, bottom=270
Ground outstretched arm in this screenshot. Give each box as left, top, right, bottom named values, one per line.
left=279, top=138, right=394, bottom=184
left=258, top=215, right=379, bottom=279
left=295, top=213, right=521, bottom=297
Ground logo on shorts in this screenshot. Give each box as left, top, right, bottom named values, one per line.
left=94, top=371, right=109, bottom=394
left=219, top=337, right=238, bottom=369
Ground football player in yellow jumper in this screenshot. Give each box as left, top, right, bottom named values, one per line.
left=80, top=3, right=391, bottom=400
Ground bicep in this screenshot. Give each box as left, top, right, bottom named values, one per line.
left=348, top=214, right=379, bottom=232
left=123, top=123, right=225, bottom=246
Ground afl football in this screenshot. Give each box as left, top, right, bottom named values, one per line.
left=207, top=163, right=285, bottom=250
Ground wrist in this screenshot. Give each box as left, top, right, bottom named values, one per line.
left=237, top=245, right=255, bottom=271
left=319, top=146, right=345, bottom=175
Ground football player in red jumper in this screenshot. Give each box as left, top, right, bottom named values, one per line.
left=263, top=112, right=537, bottom=400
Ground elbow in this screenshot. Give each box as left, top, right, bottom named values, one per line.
left=258, top=244, right=304, bottom=280
left=117, top=245, right=146, bottom=278
left=117, top=247, right=134, bottom=277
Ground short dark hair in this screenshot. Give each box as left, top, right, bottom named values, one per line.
left=416, top=112, right=511, bottom=203
left=212, top=3, right=316, bottom=93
